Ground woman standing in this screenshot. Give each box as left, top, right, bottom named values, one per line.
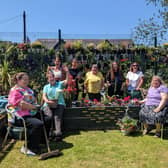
left=69, top=58, right=80, bottom=101
left=139, top=76, right=168, bottom=137
left=47, top=55, right=66, bottom=81
left=126, top=62, right=144, bottom=99
left=84, top=64, right=104, bottom=102
left=106, top=61, right=124, bottom=97
left=8, top=72, right=51, bottom=155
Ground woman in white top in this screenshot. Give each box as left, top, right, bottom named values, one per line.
left=47, top=56, right=66, bottom=81
left=126, top=62, right=144, bottom=99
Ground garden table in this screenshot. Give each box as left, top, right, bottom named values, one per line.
left=63, top=106, right=140, bottom=131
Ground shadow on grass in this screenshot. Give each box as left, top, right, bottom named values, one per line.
left=0, top=139, right=16, bottom=164
left=40, top=138, right=74, bottom=156
left=128, top=131, right=143, bottom=137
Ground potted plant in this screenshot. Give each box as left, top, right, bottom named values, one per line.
left=117, top=115, right=137, bottom=136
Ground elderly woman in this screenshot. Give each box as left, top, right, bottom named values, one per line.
left=139, top=76, right=168, bottom=137
left=43, top=65, right=69, bottom=141
left=106, top=61, right=124, bottom=97
left=125, top=62, right=144, bottom=99
left=8, top=72, right=51, bottom=155
left=84, top=64, right=104, bottom=101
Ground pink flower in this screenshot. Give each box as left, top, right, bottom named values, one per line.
left=93, top=99, right=98, bottom=102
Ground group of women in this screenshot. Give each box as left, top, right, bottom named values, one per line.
left=7, top=55, right=168, bottom=156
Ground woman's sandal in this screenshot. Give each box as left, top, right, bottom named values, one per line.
left=142, top=127, right=152, bottom=135
left=154, top=132, right=161, bottom=138
left=143, top=129, right=148, bottom=135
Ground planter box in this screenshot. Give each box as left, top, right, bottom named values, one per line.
left=0, top=106, right=141, bottom=133
left=63, top=106, right=140, bottom=131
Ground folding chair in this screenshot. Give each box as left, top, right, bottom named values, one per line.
left=2, top=104, right=28, bottom=153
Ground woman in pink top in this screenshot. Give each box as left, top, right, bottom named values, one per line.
left=8, top=72, right=51, bottom=155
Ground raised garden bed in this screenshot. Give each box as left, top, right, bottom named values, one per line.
left=63, top=106, right=140, bottom=131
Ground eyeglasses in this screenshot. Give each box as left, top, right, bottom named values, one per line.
left=133, top=65, right=138, bottom=67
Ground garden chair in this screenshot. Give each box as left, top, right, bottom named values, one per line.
left=160, top=111, right=168, bottom=140
left=2, top=104, right=28, bottom=153
left=141, top=110, right=168, bottom=140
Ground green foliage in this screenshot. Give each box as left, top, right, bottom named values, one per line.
left=72, top=40, right=83, bottom=50
left=97, top=40, right=112, bottom=51
left=134, top=0, right=168, bottom=45
left=0, top=59, right=11, bottom=94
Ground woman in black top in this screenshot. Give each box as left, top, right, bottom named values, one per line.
left=106, top=61, right=124, bottom=97
left=69, top=58, right=80, bottom=101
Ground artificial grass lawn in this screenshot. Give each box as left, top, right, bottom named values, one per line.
left=1, top=130, right=168, bottom=168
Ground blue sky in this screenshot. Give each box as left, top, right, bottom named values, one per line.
left=0, top=0, right=158, bottom=41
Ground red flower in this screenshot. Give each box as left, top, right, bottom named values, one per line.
left=67, top=87, right=73, bottom=92
left=84, top=100, right=89, bottom=103
left=120, top=58, right=128, bottom=62
left=123, top=96, right=131, bottom=102
left=18, top=43, right=27, bottom=50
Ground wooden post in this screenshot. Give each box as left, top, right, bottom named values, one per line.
left=23, top=11, right=26, bottom=43
left=154, top=35, right=157, bottom=75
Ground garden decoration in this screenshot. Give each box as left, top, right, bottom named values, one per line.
left=117, top=105, right=138, bottom=136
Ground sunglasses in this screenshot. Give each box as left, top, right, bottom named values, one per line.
left=133, top=65, right=138, bottom=67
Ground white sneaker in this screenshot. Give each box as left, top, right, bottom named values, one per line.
left=20, top=146, right=36, bottom=156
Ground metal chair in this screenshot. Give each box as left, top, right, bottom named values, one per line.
left=2, top=104, right=28, bottom=152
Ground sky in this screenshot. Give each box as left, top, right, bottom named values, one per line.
left=0, top=0, right=159, bottom=42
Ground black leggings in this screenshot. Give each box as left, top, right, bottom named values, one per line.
left=88, top=93, right=101, bottom=102
left=15, top=112, right=51, bottom=151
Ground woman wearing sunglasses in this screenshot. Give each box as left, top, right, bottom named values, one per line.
left=125, top=62, right=144, bottom=99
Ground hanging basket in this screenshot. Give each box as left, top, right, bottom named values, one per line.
left=120, top=126, right=137, bottom=136
left=117, top=106, right=137, bottom=136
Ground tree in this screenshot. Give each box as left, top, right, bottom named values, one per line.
left=133, top=0, right=168, bottom=45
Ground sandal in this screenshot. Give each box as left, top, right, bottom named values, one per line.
left=143, top=129, right=148, bottom=135
left=143, top=127, right=153, bottom=135
left=154, top=132, right=161, bottom=138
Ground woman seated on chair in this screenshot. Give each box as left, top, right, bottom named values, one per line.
left=42, top=65, right=69, bottom=141
left=8, top=72, right=51, bottom=155
left=138, top=76, right=168, bottom=137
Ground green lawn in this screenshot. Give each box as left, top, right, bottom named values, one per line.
left=1, top=130, right=168, bottom=168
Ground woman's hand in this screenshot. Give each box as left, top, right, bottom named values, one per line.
left=153, top=107, right=160, bottom=113
left=19, top=101, right=37, bottom=110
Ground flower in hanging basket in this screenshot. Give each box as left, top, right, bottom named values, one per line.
left=116, top=116, right=137, bottom=136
